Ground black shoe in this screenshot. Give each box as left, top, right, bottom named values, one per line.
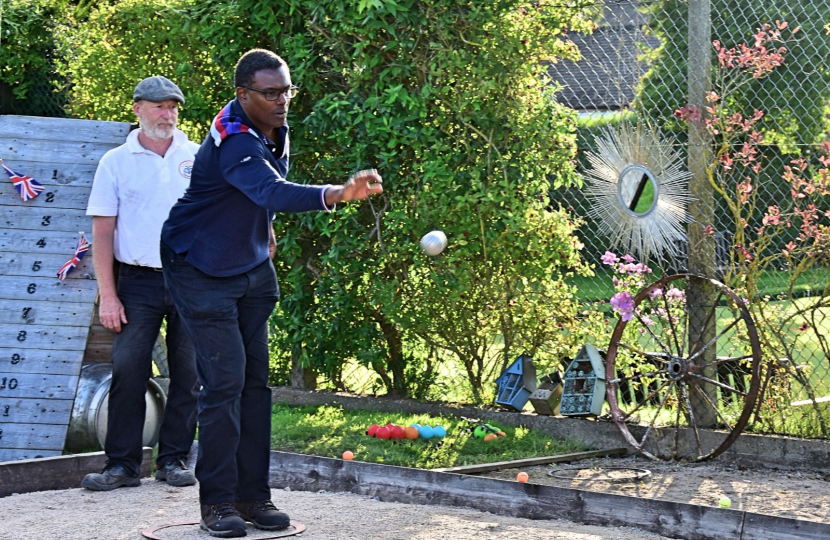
left=235, top=500, right=290, bottom=531
left=155, top=458, right=197, bottom=487
left=200, top=503, right=247, bottom=538
left=81, top=464, right=141, bottom=491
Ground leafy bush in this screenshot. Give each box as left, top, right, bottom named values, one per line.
left=0, top=0, right=68, bottom=115
left=194, top=0, right=598, bottom=399
left=56, top=0, right=226, bottom=139
left=52, top=0, right=600, bottom=400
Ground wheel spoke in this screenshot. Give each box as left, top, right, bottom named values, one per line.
left=687, top=315, right=743, bottom=364
left=609, top=367, right=668, bottom=385
left=619, top=379, right=671, bottom=421
left=688, top=291, right=725, bottom=357
left=616, top=343, right=671, bottom=365
left=639, top=381, right=676, bottom=447
left=681, top=381, right=706, bottom=458
left=688, top=372, right=746, bottom=397
left=634, top=311, right=673, bottom=358
left=673, top=385, right=682, bottom=456
left=659, top=289, right=683, bottom=357
left=690, top=380, right=734, bottom=431
left=698, top=354, right=753, bottom=370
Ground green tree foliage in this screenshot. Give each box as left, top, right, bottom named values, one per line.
left=638, top=0, right=830, bottom=148
left=0, top=0, right=67, bottom=115
left=53, top=0, right=598, bottom=400
left=192, top=0, right=598, bottom=400
left=56, top=0, right=226, bottom=138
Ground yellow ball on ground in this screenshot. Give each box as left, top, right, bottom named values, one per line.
left=517, top=471, right=529, bottom=483
left=343, top=450, right=354, bottom=460
left=718, top=496, right=732, bottom=508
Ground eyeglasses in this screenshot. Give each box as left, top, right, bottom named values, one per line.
left=240, top=85, right=299, bottom=101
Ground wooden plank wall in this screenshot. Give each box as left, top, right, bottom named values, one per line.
left=0, top=115, right=130, bottom=461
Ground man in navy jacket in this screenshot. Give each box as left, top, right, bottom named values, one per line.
left=161, top=49, right=382, bottom=538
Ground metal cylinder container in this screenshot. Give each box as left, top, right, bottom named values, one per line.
left=65, top=363, right=167, bottom=453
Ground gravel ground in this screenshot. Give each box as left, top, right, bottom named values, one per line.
left=3, top=451, right=828, bottom=539
left=483, top=454, right=830, bottom=524
left=0, top=479, right=677, bottom=540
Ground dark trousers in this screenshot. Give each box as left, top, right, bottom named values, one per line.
left=106, top=264, right=198, bottom=476
left=161, top=241, right=277, bottom=505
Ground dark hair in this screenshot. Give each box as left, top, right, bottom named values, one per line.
left=234, top=49, right=287, bottom=88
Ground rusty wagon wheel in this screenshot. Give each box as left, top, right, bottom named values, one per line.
left=604, top=273, right=762, bottom=461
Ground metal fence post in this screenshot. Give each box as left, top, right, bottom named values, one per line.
left=687, top=0, right=718, bottom=429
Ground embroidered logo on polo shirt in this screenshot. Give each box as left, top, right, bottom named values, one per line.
left=179, top=160, right=194, bottom=179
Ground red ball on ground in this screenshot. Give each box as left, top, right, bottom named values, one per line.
left=367, top=424, right=380, bottom=437
left=376, top=426, right=391, bottom=440
left=390, top=425, right=405, bottom=439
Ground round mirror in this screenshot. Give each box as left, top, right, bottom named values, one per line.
left=582, top=122, right=692, bottom=262
left=617, top=164, right=659, bottom=217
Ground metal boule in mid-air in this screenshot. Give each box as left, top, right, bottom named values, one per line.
left=420, top=230, right=447, bottom=256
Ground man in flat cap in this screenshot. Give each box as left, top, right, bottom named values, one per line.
left=82, top=76, right=200, bottom=491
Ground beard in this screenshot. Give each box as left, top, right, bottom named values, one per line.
left=139, top=118, right=176, bottom=141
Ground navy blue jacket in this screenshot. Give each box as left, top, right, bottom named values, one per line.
left=162, top=99, right=332, bottom=277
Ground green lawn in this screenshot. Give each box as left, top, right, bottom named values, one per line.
left=568, top=266, right=828, bottom=304
left=270, top=403, right=586, bottom=469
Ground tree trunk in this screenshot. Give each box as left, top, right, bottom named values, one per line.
left=371, top=309, right=409, bottom=397
left=290, top=347, right=317, bottom=390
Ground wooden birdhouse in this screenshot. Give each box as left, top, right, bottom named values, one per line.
left=560, top=344, right=607, bottom=417
left=529, top=371, right=563, bottom=416
left=495, top=354, right=537, bottom=411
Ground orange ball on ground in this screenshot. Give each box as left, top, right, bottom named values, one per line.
left=517, top=471, right=529, bottom=483
left=404, top=426, right=420, bottom=440
left=342, top=450, right=354, bottom=460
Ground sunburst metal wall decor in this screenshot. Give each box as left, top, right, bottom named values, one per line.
left=582, top=122, right=694, bottom=263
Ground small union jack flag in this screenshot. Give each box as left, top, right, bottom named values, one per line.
left=2, top=159, right=44, bottom=201
left=57, top=232, right=91, bottom=281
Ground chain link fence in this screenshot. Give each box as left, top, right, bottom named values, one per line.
left=549, top=0, right=830, bottom=440
left=0, top=77, right=67, bottom=118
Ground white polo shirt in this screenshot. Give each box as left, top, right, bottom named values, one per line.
left=87, top=128, right=199, bottom=268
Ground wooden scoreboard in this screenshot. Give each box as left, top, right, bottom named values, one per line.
left=0, top=115, right=130, bottom=461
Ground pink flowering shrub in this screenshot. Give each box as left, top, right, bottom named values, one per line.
left=674, top=22, right=830, bottom=436
left=602, top=251, right=686, bottom=332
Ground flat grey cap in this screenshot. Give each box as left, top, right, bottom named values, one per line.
left=133, top=76, right=185, bottom=104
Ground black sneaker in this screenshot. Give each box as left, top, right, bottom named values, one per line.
left=200, top=503, right=247, bottom=538
left=235, top=500, right=290, bottom=531
left=155, top=458, right=197, bottom=487
left=81, top=464, right=141, bottom=491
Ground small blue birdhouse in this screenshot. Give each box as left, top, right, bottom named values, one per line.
left=560, top=344, right=607, bottom=417
left=495, top=354, right=537, bottom=411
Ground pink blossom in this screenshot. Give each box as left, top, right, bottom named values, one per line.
left=601, top=251, right=618, bottom=265
left=610, top=292, right=635, bottom=322
left=666, top=288, right=685, bottom=302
